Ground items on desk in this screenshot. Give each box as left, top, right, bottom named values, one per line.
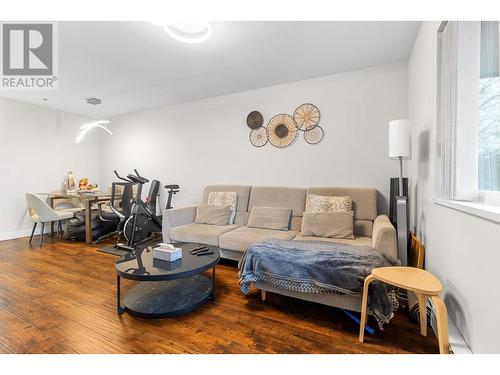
left=79, top=177, right=89, bottom=190
left=64, top=171, right=78, bottom=193
left=78, top=177, right=99, bottom=193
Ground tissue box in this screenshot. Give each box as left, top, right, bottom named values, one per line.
left=153, top=245, right=182, bottom=262
left=156, top=243, right=176, bottom=250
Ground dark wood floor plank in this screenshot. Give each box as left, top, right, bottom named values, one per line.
left=0, top=236, right=439, bottom=353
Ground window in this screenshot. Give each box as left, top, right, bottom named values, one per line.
left=478, top=21, right=500, bottom=193
left=437, top=21, right=500, bottom=206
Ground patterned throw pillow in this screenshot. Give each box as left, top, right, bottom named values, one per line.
left=305, top=194, right=352, bottom=213
left=207, top=191, right=238, bottom=224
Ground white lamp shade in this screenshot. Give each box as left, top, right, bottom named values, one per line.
left=388, top=119, right=411, bottom=160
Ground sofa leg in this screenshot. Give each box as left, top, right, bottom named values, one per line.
left=261, top=289, right=266, bottom=302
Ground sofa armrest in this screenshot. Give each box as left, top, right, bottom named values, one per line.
left=162, top=206, right=197, bottom=242
left=372, top=215, right=397, bottom=259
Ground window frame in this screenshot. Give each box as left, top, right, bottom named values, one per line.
left=434, top=21, right=500, bottom=220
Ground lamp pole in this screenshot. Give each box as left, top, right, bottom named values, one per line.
left=389, top=119, right=411, bottom=267
left=399, top=156, right=404, bottom=196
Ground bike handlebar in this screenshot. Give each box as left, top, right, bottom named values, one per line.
left=114, top=169, right=149, bottom=184
left=124, top=169, right=149, bottom=184
left=133, top=169, right=149, bottom=183
left=114, top=170, right=132, bottom=182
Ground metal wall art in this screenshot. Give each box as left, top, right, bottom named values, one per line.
left=247, top=103, right=324, bottom=148
left=246, top=111, right=264, bottom=129
left=294, top=103, right=320, bottom=131
left=249, top=126, right=268, bottom=147
left=304, top=125, right=324, bottom=145
left=267, top=114, right=298, bottom=148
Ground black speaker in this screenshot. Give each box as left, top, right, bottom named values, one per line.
left=389, top=177, right=408, bottom=227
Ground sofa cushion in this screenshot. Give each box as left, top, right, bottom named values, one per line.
left=301, top=211, right=354, bottom=239
left=305, top=194, right=352, bottom=213
left=307, top=187, right=377, bottom=221
left=219, top=226, right=299, bottom=252
left=293, top=233, right=372, bottom=247
left=247, top=206, right=291, bottom=231
left=169, top=223, right=240, bottom=246
left=354, top=219, right=373, bottom=238
left=203, top=185, right=251, bottom=213
left=248, top=186, right=306, bottom=217
left=194, top=204, right=232, bottom=226
left=207, top=191, right=238, bottom=224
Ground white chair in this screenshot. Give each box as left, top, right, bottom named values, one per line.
left=25, top=193, right=74, bottom=246
left=51, top=195, right=85, bottom=214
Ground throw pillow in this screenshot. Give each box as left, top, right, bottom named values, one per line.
left=194, top=204, right=232, bottom=225
left=305, top=194, right=352, bottom=213
left=247, top=206, right=292, bottom=231
left=207, top=191, right=238, bottom=224
left=301, top=211, right=355, bottom=239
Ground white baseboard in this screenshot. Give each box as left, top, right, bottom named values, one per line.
left=428, top=297, right=472, bottom=354
left=0, top=226, right=52, bottom=242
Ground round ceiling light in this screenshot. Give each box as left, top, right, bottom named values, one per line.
left=162, top=22, right=211, bottom=43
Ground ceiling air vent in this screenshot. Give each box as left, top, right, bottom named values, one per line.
left=85, top=97, right=102, bottom=105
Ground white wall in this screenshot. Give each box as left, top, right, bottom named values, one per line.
left=407, top=22, right=500, bottom=353
left=100, top=62, right=408, bottom=213
left=0, top=97, right=101, bottom=240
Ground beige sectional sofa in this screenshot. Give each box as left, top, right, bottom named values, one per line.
left=162, top=184, right=397, bottom=260
left=162, top=184, right=397, bottom=314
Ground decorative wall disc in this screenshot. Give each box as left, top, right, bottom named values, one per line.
left=304, top=126, right=324, bottom=145
left=246, top=111, right=264, bottom=129
left=293, top=103, right=320, bottom=131
left=249, top=126, right=268, bottom=147
left=267, top=114, right=299, bottom=148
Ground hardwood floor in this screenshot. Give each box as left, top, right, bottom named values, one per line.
left=0, top=235, right=439, bottom=354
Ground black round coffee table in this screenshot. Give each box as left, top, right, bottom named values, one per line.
left=115, top=243, right=219, bottom=318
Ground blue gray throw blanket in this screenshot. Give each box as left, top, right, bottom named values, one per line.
left=238, top=240, right=400, bottom=328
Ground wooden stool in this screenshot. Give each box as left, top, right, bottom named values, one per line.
left=359, top=267, right=450, bottom=354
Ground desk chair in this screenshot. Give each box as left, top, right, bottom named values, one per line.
left=51, top=194, right=85, bottom=214
left=25, top=193, right=75, bottom=246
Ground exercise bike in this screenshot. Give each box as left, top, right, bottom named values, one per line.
left=121, top=169, right=162, bottom=247
left=98, top=169, right=180, bottom=253
left=108, top=169, right=179, bottom=252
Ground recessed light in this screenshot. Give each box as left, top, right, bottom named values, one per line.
left=152, top=22, right=212, bottom=43
left=42, top=98, right=48, bottom=101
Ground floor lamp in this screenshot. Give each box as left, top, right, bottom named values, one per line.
left=389, top=119, right=411, bottom=266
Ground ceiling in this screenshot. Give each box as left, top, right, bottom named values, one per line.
left=0, top=21, right=420, bottom=118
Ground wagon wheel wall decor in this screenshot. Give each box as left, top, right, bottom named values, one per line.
left=249, top=126, right=268, bottom=147
left=246, top=111, right=264, bottom=130
left=294, top=103, right=320, bottom=131
left=304, top=125, right=324, bottom=145
left=267, top=114, right=299, bottom=148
